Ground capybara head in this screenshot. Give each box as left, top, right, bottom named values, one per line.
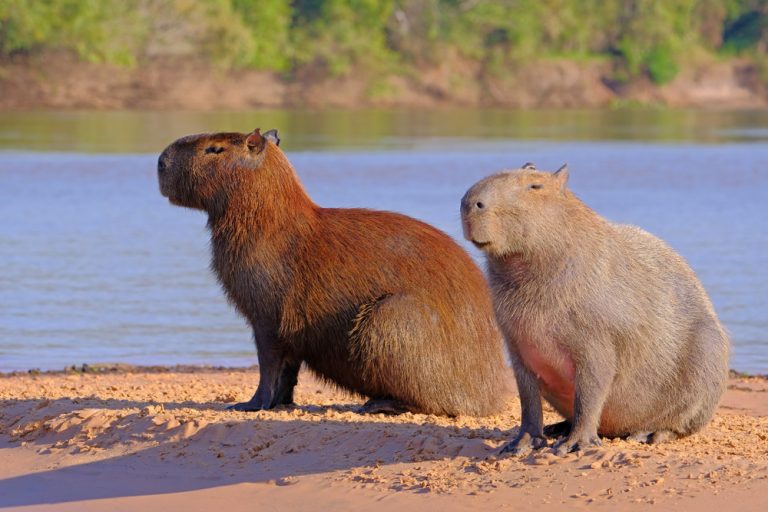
left=461, top=163, right=571, bottom=257
left=157, top=128, right=281, bottom=210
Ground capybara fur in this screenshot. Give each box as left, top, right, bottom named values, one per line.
left=157, top=128, right=508, bottom=416
left=461, top=164, right=730, bottom=453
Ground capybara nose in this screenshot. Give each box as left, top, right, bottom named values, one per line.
left=462, top=194, right=486, bottom=215
left=157, top=156, right=167, bottom=174
left=460, top=193, right=474, bottom=215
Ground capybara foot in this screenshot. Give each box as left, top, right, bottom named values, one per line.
left=649, top=430, right=678, bottom=444
left=358, top=398, right=410, bottom=415
left=554, top=433, right=601, bottom=455
left=543, top=420, right=571, bottom=439
left=499, top=431, right=548, bottom=456
left=627, top=429, right=677, bottom=444
left=626, top=431, right=653, bottom=443
left=227, top=400, right=271, bottom=412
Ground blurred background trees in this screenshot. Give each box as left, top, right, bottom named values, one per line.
left=1, top=0, right=766, bottom=84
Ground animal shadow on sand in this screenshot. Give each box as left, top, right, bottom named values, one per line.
left=0, top=396, right=519, bottom=507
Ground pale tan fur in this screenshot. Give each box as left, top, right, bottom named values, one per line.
left=461, top=165, right=730, bottom=454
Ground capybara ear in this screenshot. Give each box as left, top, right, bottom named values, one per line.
left=262, top=129, right=280, bottom=147
left=522, top=162, right=537, bottom=170
left=245, top=128, right=266, bottom=152
left=554, top=164, right=569, bottom=190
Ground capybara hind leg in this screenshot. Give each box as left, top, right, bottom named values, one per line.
left=501, top=352, right=547, bottom=455
left=543, top=420, right=571, bottom=439
left=350, top=291, right=500, bottom=417
left=358, top=398, right=411, bottom=415
left=349, top=293, right=431, bottom=414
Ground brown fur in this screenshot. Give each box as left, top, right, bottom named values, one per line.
left=461, top=164, right=730, bottom=453
left=157, top=129, right=508, bottom=416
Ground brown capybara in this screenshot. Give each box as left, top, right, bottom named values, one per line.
left=157, top=128, right=508, bottom=416
left=461, top=163, right=730, bottom=454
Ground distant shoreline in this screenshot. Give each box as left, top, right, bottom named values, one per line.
left=1, top=53, right=766, bottom=111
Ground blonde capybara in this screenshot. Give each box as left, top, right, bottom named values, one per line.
left=157, top=128, right=508, bottom=416
left=461, top=163, right=730, bottom=454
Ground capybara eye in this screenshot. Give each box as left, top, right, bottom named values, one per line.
left=205, top=146, right=225, bottom=154
left=528, top=183, right=543, bottom=190
left=476, top=201, right=485, bottom=209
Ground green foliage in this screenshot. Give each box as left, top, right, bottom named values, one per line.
left=613, top=0, right=698, bottom=84
left=231, top=0, right=291, bottom=70
left=0, top=0, right=57, bottom=53
left=185, top=0, right=256, bottom=69
left=0, top=0, right=766, bottom=82
left=646, top=44, right=679, bottom=84
left=0, top=0, right=144, bottom=64
left=290, top=0, right=397, bottom=76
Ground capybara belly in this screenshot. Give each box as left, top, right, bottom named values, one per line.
left=517, top=338, right=575, bottom=417
left=519, top=341, right=640, bottom=434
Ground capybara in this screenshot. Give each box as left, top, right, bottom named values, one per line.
left=157, top=128, right=508, bottom=416
left=461, top=163, right=730, bottom=454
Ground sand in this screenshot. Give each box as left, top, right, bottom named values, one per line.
left=0, top=367, right=766, bottom=511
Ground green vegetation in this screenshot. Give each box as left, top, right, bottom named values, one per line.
left=1, top=0, right=766, bottom=84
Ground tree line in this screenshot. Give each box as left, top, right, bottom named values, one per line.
left=1, top=0, right=766, bottom=84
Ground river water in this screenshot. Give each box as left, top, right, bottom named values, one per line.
left=0, top=110, right=766, bottom=373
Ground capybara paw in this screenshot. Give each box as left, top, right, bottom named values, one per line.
left=554, top=433, right=601, bottom=455
left=626, top=431, right=653, bottom=443
left=650, top=430, right=677, bottom=444
left=543, top=420, right=571, bottom=439
left=227, top=401, right=270, bottom=412
left=499, top=432, right=548, bottom=456
left=358, top=398, right=410, bottom=415
left=626, top=429, right=677, bottom=444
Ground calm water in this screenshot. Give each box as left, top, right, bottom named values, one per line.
left=0, top=110, right=766, bottom=373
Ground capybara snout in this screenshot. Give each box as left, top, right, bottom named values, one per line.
left=157, top=135, right=198, bottom=206
left=157, top=153, right=168, bottom=175
left=460, top=184, right=502, bottom=249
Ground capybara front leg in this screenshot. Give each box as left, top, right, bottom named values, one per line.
left=500, top=352, right=547, bottom=455
left=273, top=360, right=301, bottom=406
left=554, top=347, right=616, bottom=455
left=229, top=335, right=284, bottom=412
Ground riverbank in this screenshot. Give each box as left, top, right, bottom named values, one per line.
left=1, top=53, right=765, bottom=111
left=1, top=366, right=766, bottom=511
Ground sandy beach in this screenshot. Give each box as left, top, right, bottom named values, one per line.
left=0, top=367, right=766, bottom=511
